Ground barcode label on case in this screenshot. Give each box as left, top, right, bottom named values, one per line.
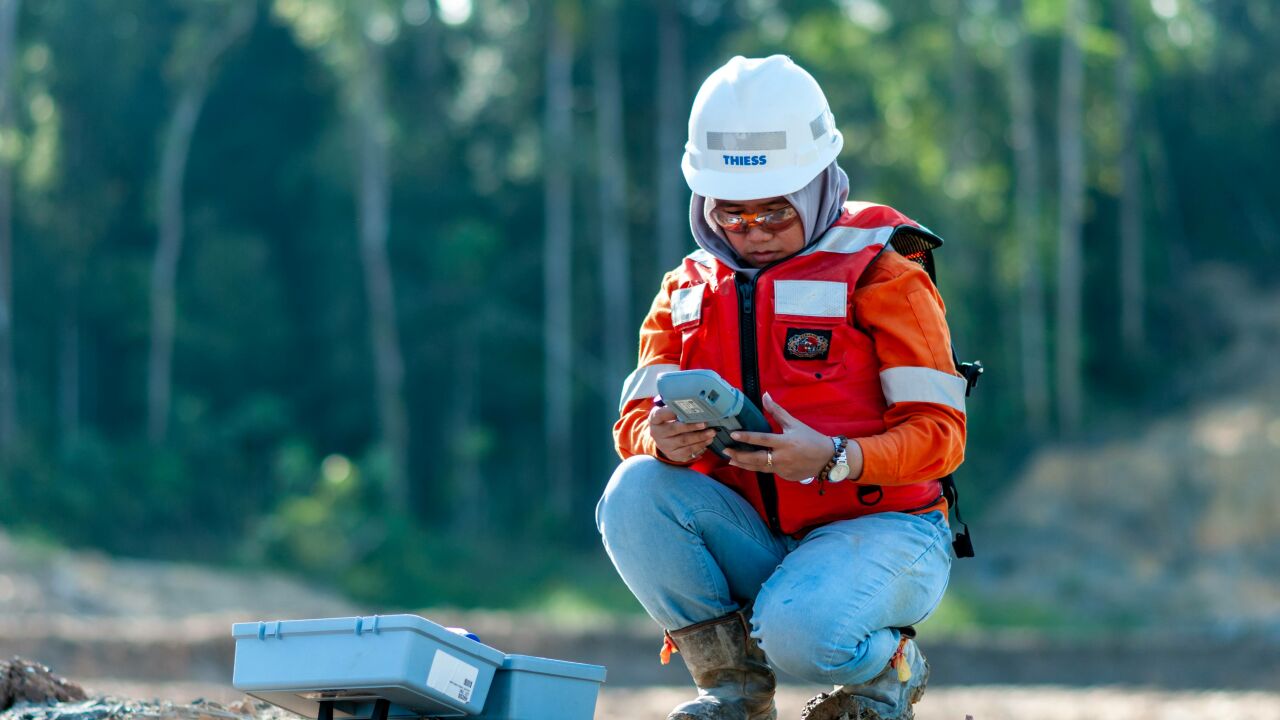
left=426, top=649, right=479, bottom=704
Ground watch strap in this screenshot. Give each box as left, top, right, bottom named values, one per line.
left=817, top=435, right=849, bottom=483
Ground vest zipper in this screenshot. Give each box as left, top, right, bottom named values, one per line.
left=736, top=273, right=781, bottom=534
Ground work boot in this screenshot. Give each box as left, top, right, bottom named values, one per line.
left=662, top=609, right=777, bottom=720
left=800, top=634, right=930, bottom=720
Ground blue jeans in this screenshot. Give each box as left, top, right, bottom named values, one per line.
left=596, top=455, right=952, bottom=686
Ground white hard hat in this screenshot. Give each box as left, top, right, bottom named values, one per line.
left=681, top=55, right=843, bottom=201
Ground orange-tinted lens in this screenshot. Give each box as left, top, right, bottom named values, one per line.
left=710, top=208, right=749, bottom=233
left=759, top=207, right=799, bottom=232
left=711, top=206, right=797, bottom=233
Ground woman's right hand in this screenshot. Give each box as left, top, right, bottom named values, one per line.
left=648, top=405, right=717, bottom=463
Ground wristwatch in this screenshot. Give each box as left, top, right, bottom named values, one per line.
left=826, top=435, right=851, bottom=483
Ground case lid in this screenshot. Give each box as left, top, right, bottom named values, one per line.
left=231, top=614, right=505, bottom=665
left=501, top=655, right=607, bottom=683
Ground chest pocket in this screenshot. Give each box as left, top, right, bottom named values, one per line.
left=767, top=280, right=852, bottom=381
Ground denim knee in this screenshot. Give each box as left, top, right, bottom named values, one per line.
left=753, top=597, right=891, bottom=685
left=596, top=455, right=671, bottom=539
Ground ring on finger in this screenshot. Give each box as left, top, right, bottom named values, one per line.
left=766, top=450, right=773, bottom=468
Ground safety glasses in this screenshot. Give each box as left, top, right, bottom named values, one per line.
left=710, top=205, right=800, bottom=234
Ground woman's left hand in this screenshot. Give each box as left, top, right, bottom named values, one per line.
left=724, top=393, right=834, bottom=482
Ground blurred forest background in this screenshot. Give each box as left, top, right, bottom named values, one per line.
left=0, top=0, right=1276, bottom=630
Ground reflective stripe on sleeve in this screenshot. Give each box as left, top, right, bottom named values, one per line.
left=619, top=363, right=681, bottom=413
left=880, top=366, right=967, bottom=413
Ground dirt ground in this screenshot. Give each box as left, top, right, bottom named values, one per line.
left=83, top=680, right=1280, bottom=720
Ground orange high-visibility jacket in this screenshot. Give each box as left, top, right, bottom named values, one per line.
left=615, top=202, right=967, bottom=536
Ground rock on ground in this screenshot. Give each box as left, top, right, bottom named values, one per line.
left=0, top=658, right=86, bottom=712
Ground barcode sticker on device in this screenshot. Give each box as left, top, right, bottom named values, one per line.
left=673, top=398, right=706, bottom=416
left=426, top=649, right=479, bottom=704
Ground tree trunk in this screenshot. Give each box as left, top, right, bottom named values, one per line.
left=1055, top=0, right=1086, bottom=434
left=655, top=0, right=686, bottom=272
left=148, top=84, right=202, bottom=445
left=948, top=0, right=975, bottom=177
left=593, top=0, right=632, bottom=422
left=1116, top=0, right=1145, bottom=358
left=1006, top=0, right=1050, bottom=435
left=412, top=0, right=443, bottom=95
left=147, top=3, right=254, bottom=444
left=543, top=5, right=574, bottom=520
left=0, top=0, right=21, bottom=456
left=353, top=40, right=411, bottom=510
left=945, top=0, right=981, bottom=310
left=58, top=304, right=79, bottom=448
left=1146, top=126, right=1194, bottom=361
left=450, top=336, right=485, bottom=535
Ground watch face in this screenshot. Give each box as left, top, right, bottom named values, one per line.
left=828, top=464, right=851, bottom=483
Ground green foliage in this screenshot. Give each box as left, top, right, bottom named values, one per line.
left=241, top=444, right=640, bottom=611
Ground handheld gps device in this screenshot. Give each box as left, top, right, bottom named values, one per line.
left=655, top=369, right=772, bottom=459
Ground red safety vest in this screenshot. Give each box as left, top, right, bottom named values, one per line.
left=674, top=202, right=945, bottom=536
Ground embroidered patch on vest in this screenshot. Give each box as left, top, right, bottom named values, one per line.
left=784, top=328, right=832, bottom=360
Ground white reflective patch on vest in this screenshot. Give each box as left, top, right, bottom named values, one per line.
left=880, top=366, right=967, bottom=413
left=687, top=249, right=715, bottom=268
left=773, top=280, right=847, bottom=318
left=618, top=363, right=680, bottom=412
left=802, top=225, right=895, bottom=256
left=671, top=284, right=705, bottom=326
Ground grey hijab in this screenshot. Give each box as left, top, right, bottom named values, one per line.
left=689, top=161, right=851, bottom=276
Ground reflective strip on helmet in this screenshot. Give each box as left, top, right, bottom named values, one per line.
left=880, top=366, right=967, bottom=413
left=671, top=284, right=706, bottom=326
left=810, top=112, right=830, bottom=140
left=707, top=131, right=787, bottom=151
left=774, top=280, right=847, bottom=318
left=802, top=224, right=896, bottom=257
left=619, top=363, right=680, bottom=412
